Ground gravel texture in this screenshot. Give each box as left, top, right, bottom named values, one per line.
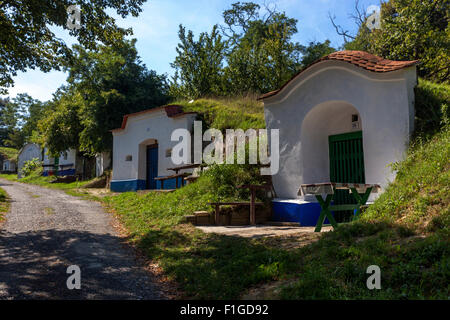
left=0, top=179, right=164, bottom=300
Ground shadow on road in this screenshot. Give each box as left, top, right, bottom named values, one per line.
left=0, top=229, right=161, bottom=299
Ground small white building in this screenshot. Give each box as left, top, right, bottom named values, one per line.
left=260, top=51, right=418, bottom=225
left=42, top=148, right=77, bottom=176
left=17, top=143, right=42, bottom=178
left=110, top=105, right=197, bottom=192
left=2, top=159, right=16, bottom=172
left=95, top=152, right=111, bottom=177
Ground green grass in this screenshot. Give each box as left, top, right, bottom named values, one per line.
left=173, top=97, right=265, bottom=130
left=101, top=127, right=449, bottom=299
left=0, top=171, right=93, bottom=191
left=363, top=125, right=450, bottom=229
left=0, top=147, right=19, bottom=162
left=0, top=187, right=10, bottom=223
left=0, top=173, right=18, bottom=181
left=414, top=79, right=450, bottom=137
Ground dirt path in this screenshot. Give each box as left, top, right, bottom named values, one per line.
left=0, top=179, right=164, bottom=300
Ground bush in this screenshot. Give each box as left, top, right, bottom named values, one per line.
left=20, top=158, right=43, bottom=177
left=414, top=79, right=450, bottom=138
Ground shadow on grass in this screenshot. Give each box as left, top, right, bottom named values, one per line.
left=135, top=226, right=300, bottom=299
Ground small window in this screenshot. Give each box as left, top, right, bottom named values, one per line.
left=63, top=152, right=68, bottom=160
left=125, top=155, right=132, bottom=161
left=165, top=148, right=172, bottom=158
left=352, top=114, right=359, bottom=122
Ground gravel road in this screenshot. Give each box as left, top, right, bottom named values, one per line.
left=0, top=179, right=164, bottom=300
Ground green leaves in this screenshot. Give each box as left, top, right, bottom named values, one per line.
left=344, top=0, right=449, bottom=83
left=38, top=39, right=169, bottom=155
left=0, top=0, right=147, bottom=94
left=170, top=2, right=313, bottom=98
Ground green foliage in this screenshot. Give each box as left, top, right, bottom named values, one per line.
left=414, top=79, right=450, bottom=137
left=170, top=2, right=306, bottom=98
left=0, top=187, right=9, bottom=222
left=105, top=163, right=266, bottom=228
left=0, top=0, right=147, bottom=94
left=342, top=0, right=449, bottom=83
left=300, top=40, right=336, bottom=68
left=280, top=222, right=449, bottom=299
left=0, top=96, right=24, bottom=148
left=170, top=25, right=226, bottom=99
left=363, top=125, right=450, bottom=228
left=374, top=0, right=449, bottom=83
left=0, top=147, right=18, bottom=162
left=174, top=97, right=265, bottom=130
left=20, top=158, right=42, bottom=177
left=39, top=39, right=169, bottom=155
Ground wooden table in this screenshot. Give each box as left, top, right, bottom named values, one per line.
left=154, top=172, right=190, bottom=189
left=237, top=184, right=271, bottom=225
left=167, top=163, right=203, bottom=175
left=299, top=182, right=381, bottom=232
left=209, top=201, right=264, bottom=225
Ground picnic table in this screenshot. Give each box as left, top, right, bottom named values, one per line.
left=167, top=163, right=203, bottom=175
left=208, top=184, right=271, bottom=226
left=299, top=182, right=381, bottom=232
left=237, top=184, right=272, bottom=225
left=154, top=172, right=190, bottom=189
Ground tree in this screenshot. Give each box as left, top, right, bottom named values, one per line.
left=331, top=0, right=449, bottom=83
left=169, top=2, right=304, bottom=98
left=40, top=39, right=169, bottom=155
left=0, top=95, right=28, bottom=148
left=300, top=40, right=336, bottom=67
left=222, top=4, right=303, bottom=94
left=371, top=0, right=449, bottom=82
left=0, top=0, right=147, bottom=94
left=170, top=25, right=226, bottom=99
left=37, top=88, right=83, bottom=156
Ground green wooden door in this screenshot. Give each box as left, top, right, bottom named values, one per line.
left=329, top=131, right=365, bottom=222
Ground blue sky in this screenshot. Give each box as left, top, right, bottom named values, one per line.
left=4, top=0, right=378, bottom=101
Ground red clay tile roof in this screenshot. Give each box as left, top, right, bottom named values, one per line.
left=259, top=50, right=419, bottom=100
left=111, top=105, right=196, bottom=132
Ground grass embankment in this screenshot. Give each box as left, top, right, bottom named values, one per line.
left=174, top=97, right=265, bottom=130
left=0, top=187, right=10, bottom=223
left=104, top=127, right=449, bottom=299
left=0, top=147, right=18, bottom=162
left=0, top=171, right=92, bottom=191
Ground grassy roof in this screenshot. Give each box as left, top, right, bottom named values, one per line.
left=0, top=147, right=19, bottom=162
left=174, top=97, right=265, bottom=131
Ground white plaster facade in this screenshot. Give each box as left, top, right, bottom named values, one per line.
left=263, top=59, right=417, bottom=199
left=111, top=107, right=197, bottom=191
left=95, top=152, right=111, bottom=177
left=17, top=143, right=42, bottom=178
left=3, top=160, right=16, bottom=172
left=42, top=148, right=77, bottom=167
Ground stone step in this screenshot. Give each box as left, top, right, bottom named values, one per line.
left=262, top=221, right=301, bottom=227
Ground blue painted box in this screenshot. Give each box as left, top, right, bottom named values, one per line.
left=272, top=199, right=332, bottom=227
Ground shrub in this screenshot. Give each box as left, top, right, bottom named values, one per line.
left=20, top=158, right=43, bottom=177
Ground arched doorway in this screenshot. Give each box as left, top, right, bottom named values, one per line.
left=300, top=101, right=365, bottom=221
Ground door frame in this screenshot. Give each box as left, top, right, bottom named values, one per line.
left=146, top=143, right=158, bottom=189
left=328, top=131, right=365, bottom=222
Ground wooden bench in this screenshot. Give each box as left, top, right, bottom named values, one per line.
left=167, top=163, right=204, bottom=175
left=154, top=172, right=189, bottom=189
left=208, top=202, right=264, bottom=225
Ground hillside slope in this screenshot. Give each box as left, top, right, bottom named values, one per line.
left=174, top=97, right=265, bottom=130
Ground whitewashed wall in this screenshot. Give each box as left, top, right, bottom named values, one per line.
left=263, top=60, right=417, bottom=199
left=42, top=148, right=77, bottom=166
left=17, top=143, right=41, bottom=178
left=112, top=109, right=197, bottom=182
left=96, top=152, right=111, bottom=177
